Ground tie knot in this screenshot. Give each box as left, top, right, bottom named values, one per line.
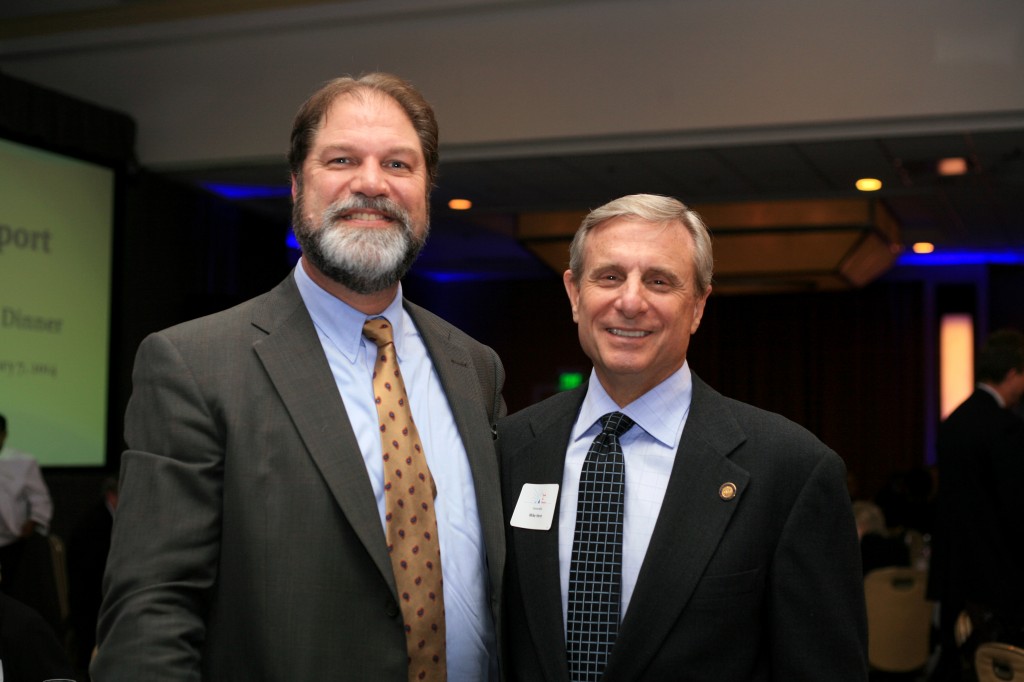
left=362, top=318, right=394, bottom=348
left=600, top=412, right=634, bottom=438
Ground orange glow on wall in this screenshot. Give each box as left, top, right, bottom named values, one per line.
left=940, top=313, right=974, bottom=419
left=937, top=157, right=968, bottom=176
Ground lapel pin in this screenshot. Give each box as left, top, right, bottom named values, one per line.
left=719, top=482, right=737, bottom=501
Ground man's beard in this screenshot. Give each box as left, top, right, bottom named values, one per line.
left=292, top=193, right=428, bottom=295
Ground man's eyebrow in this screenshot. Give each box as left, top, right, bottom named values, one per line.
left=587, top=260, right=622, bottom=271
left=315, top=143, right=421, bottom=158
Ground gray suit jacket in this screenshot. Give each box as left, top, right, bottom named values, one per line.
left=499, top=375, right=868, bottom=681
left=93, top=273, right=506, bottom=681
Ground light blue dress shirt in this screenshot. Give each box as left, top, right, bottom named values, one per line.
left=558, top=362, right=694, bottom=630
left=294, top=263, right=496, bottom=680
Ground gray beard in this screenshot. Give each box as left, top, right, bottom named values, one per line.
left=292, top=194, right=428, bottom=295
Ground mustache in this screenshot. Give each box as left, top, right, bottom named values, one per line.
left=323, top=195, right=412, bottom=226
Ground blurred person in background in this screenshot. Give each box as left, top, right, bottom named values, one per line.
left=928, top=329, right=1024, bottom=681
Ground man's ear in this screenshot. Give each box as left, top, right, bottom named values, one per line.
left=563, top=270, right=580, bottom=323
left=690, top=285, right=712, bottom=334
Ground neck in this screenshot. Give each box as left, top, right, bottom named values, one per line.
left=301, top=257, right=398, bottom=315
left=597, top=376, right=649, bottom=409
left=986, top=380, right=1020, bottom=409
left=596, top=364, right=684, bottom=408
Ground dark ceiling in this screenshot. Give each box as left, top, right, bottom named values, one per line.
left=6, top=1, right=1024, bottom=283
left=170, top=125, right=1024, bottom=280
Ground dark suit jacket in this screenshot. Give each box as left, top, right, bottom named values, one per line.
left=929, top=388, right=1024, bottom=630
left=0, top=592, right=77, bottom=681
left=499, top=375, right=868, bottom=681
left=93, top=273, right=506, bottom=681
left=68, top=498, right=114, bottom=669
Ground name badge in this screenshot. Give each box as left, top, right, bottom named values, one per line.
left=510, top=483, right=559, bottom=531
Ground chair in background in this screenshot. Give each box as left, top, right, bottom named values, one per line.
left=48, top=534, right=71, bottom=639
left=955, top=609, right=973, bottom=648
left=975, top=642, right=1024, bottom=682
left=902, top=528, right=929, bottom=570
left=864, top=567, right=934, bottom=674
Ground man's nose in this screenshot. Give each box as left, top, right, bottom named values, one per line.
left=615, top=278, right=648, bottom=317
left=350, top=162, right=389, bottom=197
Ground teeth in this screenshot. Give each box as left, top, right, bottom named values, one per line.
left=345, top=211, right=391, bottom=221
left=610, top=329, right=648, bottom=338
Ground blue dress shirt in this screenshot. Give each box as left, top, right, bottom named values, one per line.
left=295, top=263, right=496, bottom=680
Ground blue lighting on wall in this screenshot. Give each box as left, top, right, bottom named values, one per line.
left=202, top=182, right=291, bottom=200
left=414, top=270, right=516, bottom=283
left=896, top=250, right=1024, bottom=267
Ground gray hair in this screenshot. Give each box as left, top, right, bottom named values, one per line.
left=567, top=194, right=713, bottom=292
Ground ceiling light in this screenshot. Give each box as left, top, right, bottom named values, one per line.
left=448, top=198, right=472, bottom=210
left=937, top=157, right=968, bottom=176
left=856, top=178, right=882, bottom=192
left=912, top=242, right=935, bottom=254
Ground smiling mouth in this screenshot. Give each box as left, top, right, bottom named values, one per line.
left=609, top=328, right=650, bottom=338
left=342, top=211, right=394, bottom=222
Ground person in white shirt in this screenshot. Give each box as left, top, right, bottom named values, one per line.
left=0, top=412, right=59, bottom=634
left=0, top=414, right=53, bottom=550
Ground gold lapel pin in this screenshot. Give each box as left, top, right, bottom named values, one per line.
left=719, top=482, right=737, bottom=501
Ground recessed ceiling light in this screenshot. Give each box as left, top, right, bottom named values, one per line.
left=448, top=198, right=472, bottom=210
left=913, top=242, right=935, bottom=254
left=937, top=157, right=968, bottom=176
left=856, top=178, right=882, bottom=192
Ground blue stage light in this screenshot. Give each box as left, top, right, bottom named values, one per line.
left=896, top=250, right=1024, bottom=266
left=202, top=183, right=291, bottom=200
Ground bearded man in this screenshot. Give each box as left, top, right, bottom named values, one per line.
left=93, top=73, right=507, bottom=682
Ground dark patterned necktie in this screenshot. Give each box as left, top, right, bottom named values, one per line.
left=363, top=318, right=446, bottom=682
left=566, top=411, right=635, bottom=681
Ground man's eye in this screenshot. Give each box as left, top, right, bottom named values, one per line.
left=386, top=160, right=409, bottom=170
left=329, top=157, right=351, bottom=165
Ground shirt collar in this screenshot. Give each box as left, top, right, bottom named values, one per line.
left=978, top=382, right=1006, bottom=408
left=574, top=362, right=694, bottom=447
left=293, top=260, right=406, bottom=363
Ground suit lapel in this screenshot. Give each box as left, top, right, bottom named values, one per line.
left=406, top=302, right=506, bottom=604
left=251, top=275, right=396, bottom=595
left=508, top=389, right=585, bottom=682
left=607, top=375, right=750, bottom=681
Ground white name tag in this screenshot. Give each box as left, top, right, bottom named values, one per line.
left=510, top=483, right=559, bottom=530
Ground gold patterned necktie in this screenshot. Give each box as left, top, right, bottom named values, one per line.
left=363, top=318, right=447, bottom=682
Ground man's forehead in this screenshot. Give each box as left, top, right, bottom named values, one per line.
left=309, top=92, right=419, bottom=151
left=321, top=90, right=407, bottom=126
left=587, top=218, right=690, bottom=253
left=583, top=219, right=693, bottom=272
